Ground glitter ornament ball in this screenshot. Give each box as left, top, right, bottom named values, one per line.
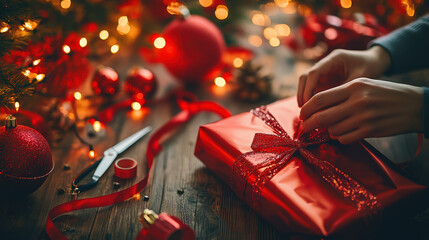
left=156, top=15, right=225, bottom=83
left=91, top=67, right=120, bottom=95
left=0, top=115, right=54, bottom=196
left=125, top=68, right=157, bottom=103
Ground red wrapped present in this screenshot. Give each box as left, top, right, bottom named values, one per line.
left=194, top=96, right=426, bottom=236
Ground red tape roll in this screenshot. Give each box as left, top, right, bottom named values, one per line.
left=114, top=158, right=138, bottom=179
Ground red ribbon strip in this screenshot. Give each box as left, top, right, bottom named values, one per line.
left=45, top=91, right=231, bottom=239
left=231, top=106, right=381, bottom=213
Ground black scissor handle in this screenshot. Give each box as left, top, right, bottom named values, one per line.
left=72, top=158, right=103, bottom=192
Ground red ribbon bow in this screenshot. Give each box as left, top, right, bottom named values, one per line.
left=231, top=106, right=381, bottom=213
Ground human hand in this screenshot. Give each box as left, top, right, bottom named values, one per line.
left=299, top=78, right=423, bottom=144
left=297, top=46, right=391, bottom=107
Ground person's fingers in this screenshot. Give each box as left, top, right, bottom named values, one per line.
left=335, top=128, right=367, bottom=145
left=297, top=74, right=307, bottom=107
left=327, top=114, right=365, bottom=137
left=302, top=69, right=320, bottom=104
left=301, top=102, right=354, bottom=132
left=301, top=54, right=344, bottom=104
left=300, top=85, right=349, bottom=120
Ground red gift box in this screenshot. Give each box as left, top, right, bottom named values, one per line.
left=194, top=96, right=426, bottom=236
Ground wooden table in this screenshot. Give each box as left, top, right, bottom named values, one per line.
left=1, top=53, right=429, bottom=240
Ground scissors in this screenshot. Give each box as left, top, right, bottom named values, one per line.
left=72, top=126, right=152, bottom=192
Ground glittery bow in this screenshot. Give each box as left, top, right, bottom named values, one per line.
left=231, top=106, right=381, bottom=213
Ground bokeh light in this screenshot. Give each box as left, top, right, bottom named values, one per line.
left=263, top=27, right=277, bottom=40
left=215, top=5, right=229, bottom=20
left=274, top=24, right=290, bottom=37
left=79, top=37, right=87, bottom=47
left=132, top=102, right=142, bottom=110
left=233, top=57, right=244, bottom=68
left=269, top=37, right=280, bottom=47
left=63, top=45, right=71, bottom=54
left=99, top=30, right=109, bottom=40
left=74, top=91, right=82, bottom=100
left=199, top=0, right=213, bottom=7
left=248, top=35, right=263, bottom=47
left=154, top=37, right=166, bottom=49
left=214, top=77, right=226, bottom=87
left=60, top=0, right=71, bottom=9
left=93, top=121, right=101, bottom=132
left=118, top=16, right=128, bottom=26
left=110, top=44, right=119, bottom=54
left=340, top=0, right=352, bottom=8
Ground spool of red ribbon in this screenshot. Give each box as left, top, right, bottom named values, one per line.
left=114, top=158, right=138, bottom=179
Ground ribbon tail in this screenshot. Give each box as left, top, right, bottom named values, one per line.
left=250, top=150, right=296, bottom=210
left=299, top=148, right=381, bottom=213
left=232, top=152, right=277, bottom=199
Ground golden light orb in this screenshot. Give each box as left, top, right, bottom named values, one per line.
left=63, top=45, right=71, bottom=54
left=214, top=77, right=226, bottom=87
left=99, top=30, right=109, bottom=40
left=79, top=37, right=87, bottom=47
left=215, top=5, right=229, bottom=20
left=233, top=58, right=244, bottom=68
left=74, top=91, right=82, bottom=100
left=132, top=102, right=142, bottom=111
left=110, top=44, right=119, bottom=54
left=154, top=37, right=166, bottom=49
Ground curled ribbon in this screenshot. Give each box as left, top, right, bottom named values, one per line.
left=46, top=91, right=231, bottom=239
left=231, top=106, right=381, bottom=213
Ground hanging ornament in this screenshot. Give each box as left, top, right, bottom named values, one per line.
left=125, top=67, right=157, bottom=104
left=233, top=61, right=273, bottom=102
left=0, top=115, right=53, bottom=196
left=155, top=9, right=225, bottom=84
left=1, top=110, right=51, bottom=142
left=91, top=67, right=120, bottom=96
left=136, top=209, right=195, bottom=240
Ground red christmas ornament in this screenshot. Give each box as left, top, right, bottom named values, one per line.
left=92, top=67, right=120, bottom=95
left=125, top=67, right=157, bottom=104
left=5, top=110, right=51, bottom=142
left=0, top=115, right=53, bottom=196
left=155, top=15, right=225, bottom=83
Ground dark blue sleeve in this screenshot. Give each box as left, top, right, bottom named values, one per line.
left=370, top=15, right=429, bottom=75
left=424, top=87, right=429, bottom=138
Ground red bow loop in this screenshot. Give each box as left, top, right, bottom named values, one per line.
left=251, top=133, right=298, bottom=152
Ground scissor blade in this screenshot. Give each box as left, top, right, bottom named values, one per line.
left=92, top=126, right=152, bottom=181
left=111, top=126, right=152, bottom=155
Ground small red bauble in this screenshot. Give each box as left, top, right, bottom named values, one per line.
left=156, top=15, right=225, bottom=83
left=92, top=67, right=120, bottom=95
left=0, top=115, right=53, bottom=196
left=125, top=68, right=157, bottom=103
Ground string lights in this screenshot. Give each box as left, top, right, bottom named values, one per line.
left=214, top=77, right=226, bottom=87
left=74, top=92, right=82, bottom=101
left=14, top=102, right=20, bottom=112
left=79, top=38, right=87, bottom=47
left=63, top=45, right=71, bottom=54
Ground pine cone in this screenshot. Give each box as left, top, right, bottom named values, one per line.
left=43, top=99, right=75, bottom=143
left=233, top=61, right=273, bottom=102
